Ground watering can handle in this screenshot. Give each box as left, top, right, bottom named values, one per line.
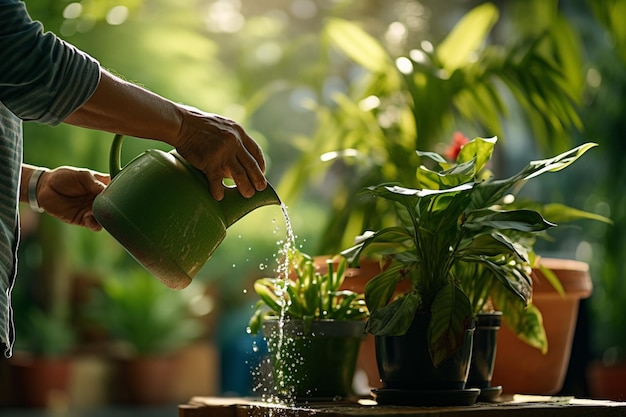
left=110, top=134, right=125, bottom=179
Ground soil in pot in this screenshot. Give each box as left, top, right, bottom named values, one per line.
left=261, top=319, right=365, bottom=401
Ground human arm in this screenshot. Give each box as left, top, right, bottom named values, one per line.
left=20, top=164, right=110, bottom=231
left=64, top=69, right=267, bottom=201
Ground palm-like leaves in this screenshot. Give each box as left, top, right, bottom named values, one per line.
left=278, top=3, right=585, bottom=255
left=248, top=250, right=368, bottom=335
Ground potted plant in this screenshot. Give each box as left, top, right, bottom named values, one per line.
left=248, top=249, right=368, bottom=401
left=440, top=133, right=608, bottom=398
left=9, top=307, right=77, bottom=408
left=86, top=268, right=204, bottom=404
left=341, top=137, right=597, bottom=406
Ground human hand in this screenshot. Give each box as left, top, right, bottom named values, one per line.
left=36, top=167, right=110, bottom=231
left=174, top=107, right=267, bottom=201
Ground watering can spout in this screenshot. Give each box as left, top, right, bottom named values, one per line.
left=221, top=184, right=282, bottom=228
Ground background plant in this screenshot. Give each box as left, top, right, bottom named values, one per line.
left=86, top=269, right=205, bottom=357
left=279, top=2, right=585, bottom=254
left=248, top=250, right=368, bottom=335
left=13, top=0, right=626, bottom=397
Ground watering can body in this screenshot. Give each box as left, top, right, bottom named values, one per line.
left=93, top=135, right=280, bottom=289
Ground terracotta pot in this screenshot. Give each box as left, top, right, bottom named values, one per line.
left=491, top=258, right=592, bottom=395
left=9, top=354, right=73, bottom=407
left=114, top=355, right=177, bottom=404
left=587, top=361, right=626, bottom=401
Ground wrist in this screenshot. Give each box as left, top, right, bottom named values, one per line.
left=28, top=168, right=50, bottom=213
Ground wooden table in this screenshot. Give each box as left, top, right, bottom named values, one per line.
left=179, top=396, right=626, bottom=417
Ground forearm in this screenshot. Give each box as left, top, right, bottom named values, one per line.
left=64, top=68, right=183, bottom=147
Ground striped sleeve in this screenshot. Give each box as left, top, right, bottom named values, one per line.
left=0, top=0, right=101, bottom=125
left=0, top=104, right=21, bottom=358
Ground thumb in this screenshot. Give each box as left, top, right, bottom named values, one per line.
left=83, top=213, right=103, bottom=232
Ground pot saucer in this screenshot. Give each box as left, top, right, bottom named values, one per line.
left=371, top=388, right=480, bottom=406
left=476, top=385, right=502, bottom=402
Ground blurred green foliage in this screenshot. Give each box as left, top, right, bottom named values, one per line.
left=12, top=0, right=626, bottom=365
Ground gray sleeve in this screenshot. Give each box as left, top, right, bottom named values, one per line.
left=0, top=0, right=101, bottom=125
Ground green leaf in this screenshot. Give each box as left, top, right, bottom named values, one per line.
left=428, top=283, right=473, bottom=367
left=503, top=303, right=548, bottom=354
left=324, top=18, right=394, bottom=73
left=539, top=203, right=612, bottom=225
left=535, top=262, right=565, bottom=297
left=254, top=279, right=284, bottom=313
left=476, top=256, right=533, bottom=304
left=455, top=136, right=498, bottom=173
left=365, top=292, right=420, bottom=336
left=492, top=281, right=547, bottom=353
left=464, top=209, right=556, bottom=232
left=341, top=227, right=415, bottom=266
left=457, top=232, right=525, bottom=260
left=364, top=263, right=406, bottom=311
left=437, top=3, right=499, bottom=73
left=522, top=142, right=598, bottom=181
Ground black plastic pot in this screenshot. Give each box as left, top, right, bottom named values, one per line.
left=261, top=319, right=365, bottom=400
left=467, top=311, right=502, bottom=389
left=374, top=312, right=475, bottom=391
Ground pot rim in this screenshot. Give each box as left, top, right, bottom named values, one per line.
left=532, top=257, right=592, bottom=298
left=261, top=318, right=367, bottom=338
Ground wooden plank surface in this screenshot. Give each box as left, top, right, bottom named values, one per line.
left=179, top=396, right=626, bottom=417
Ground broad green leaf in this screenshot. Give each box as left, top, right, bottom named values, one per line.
left=417, top=158, right=477, bottom=189
left=325, top=18, right=393, bottom=73
left=456, top=232, right=524, bottom=259
left=539, top=203, right=612, bottom=225
left=455, top=136, right=498, bottom=173
left=476, top=256, right=533, bottom=304
left=503, top=302, right=548, bottom=354
left=492, top=283, right=547, bottom=353
left=428, top=283, right=473, bottom=367
left=437, top=3, right=499, bottom=73
left=365, top=292, right=420, bottom=336
left=464, top=209, right=556, bottom=232
left=364, top=263, right=406, bottom=311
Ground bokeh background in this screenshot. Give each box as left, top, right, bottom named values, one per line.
left=2, top=0, right=626, bottom=414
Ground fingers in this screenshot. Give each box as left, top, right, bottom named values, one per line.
left=83, top=213, right=102, bottom=231
left=176, top=110, right=268, bottom=200
left=39, top=167, right=108, bottom=232
left=79, top=170, right=109, bottom=196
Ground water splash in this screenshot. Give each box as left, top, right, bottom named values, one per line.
left=252, top=202, right=299, bottom=406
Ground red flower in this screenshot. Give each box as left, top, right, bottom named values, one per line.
left=444, top=131, right=470, bottom=161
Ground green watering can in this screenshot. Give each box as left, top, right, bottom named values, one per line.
left=93, top=134, right=281, bottom=290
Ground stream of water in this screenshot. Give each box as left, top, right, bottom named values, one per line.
left=250, top=203, right=299, bottom=405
